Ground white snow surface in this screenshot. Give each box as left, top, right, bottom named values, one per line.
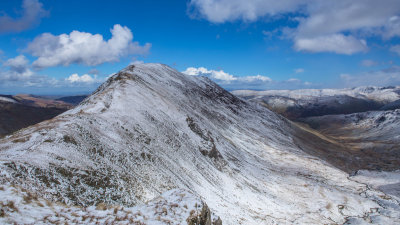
left=0, top=63, right=399, bottom=224
left=0, top=96, right=17, bottom=104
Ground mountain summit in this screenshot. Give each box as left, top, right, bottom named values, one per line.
left=0, top=63, right=399, bottom=224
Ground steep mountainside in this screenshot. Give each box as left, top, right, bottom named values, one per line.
left=0, top=64, right=399, bottom=224
left=233, top=87, right=400, bottom=119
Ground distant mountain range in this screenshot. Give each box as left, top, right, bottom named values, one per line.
left=233, top=86, right=400, bottom=119
left=0, top=64, right=399, bottom=224
left=233, top=87, right=400, bottom=171
left=0, top=94, right=87, bottom=137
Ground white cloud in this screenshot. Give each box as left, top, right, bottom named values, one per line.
left=294, top=34, right=368, bottom=55
left=182, top=67, right=211, bottom=76
left=182, top=66, right=300, bottom=90
left=130, top=60, right=144, bottom=65
left=242, top=75, right=272, bottom=82
left=383, top=16, right=400, bottom=39
left=0, top=0, right=48, bottom=33
left=182, top=67, right=237, bottom=81
left=294, top=68, right=304, bottom=73
left=182, top=66, right=320, bottom=90
left=66, top=73, right=95, bottom=83
left=390, top=45, right=400, bottom=56
left=183, top=67, right=272, bottom=83
left=190, top=0, right=400, bottom=54
left=2, top=55, right=33, bottom=80
left=361, top=59, right=378, bottom=67
left=189, top=0, right=306, bottom=23
left=295, top=1, right=400, bottom=37
left=211, top=70, right=237, bottom=81
left=27, top=24, right=151, bottom=68
left=4, top=55, right=30, bottom=74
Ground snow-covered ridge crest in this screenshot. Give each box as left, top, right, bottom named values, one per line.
left=0, top=63, right=399, bottom=224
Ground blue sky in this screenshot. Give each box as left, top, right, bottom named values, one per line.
left=1, top=0, right=400, bottom=94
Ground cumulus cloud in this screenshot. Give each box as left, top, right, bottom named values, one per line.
left=390, top=45, right=400, bottom=56
left=181, top=66, right=317, bottom=90
left=66, top=73, right=95, bottom=83
left=340, top=66, right=400, bottom=87
left=188, top=0, right=306, bottom=23
left=26, top=24, right=151, bottom=68
left=0, top=56, right=56, bottom=88
left=361, top=59, right=378, bottom=67
left=241, top=75, right=272, bottom=82
left=189, top=0, right=400, bottom=54
left=4, top=55, right=30, bottom=74
left=2, top=55, right=33, bottom=80
left=0, top=0, right=48, bottom=33
left=383, top=16, right=400, bottom=39
left=294, top=34, right=368, bottom=54
left=182, top=67, right=237, bottom=81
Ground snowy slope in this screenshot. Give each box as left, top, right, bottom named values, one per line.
left=233, top=87, right=400, bottom=119
left=0, top=64, right=399, bottom=224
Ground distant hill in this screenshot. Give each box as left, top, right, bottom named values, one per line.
left=233, top=86, right=400, bottom=119
left=0, top=101, right=67, bottom=137
left=0, top=94, right=86, bottom=137
left=56, top=95, right=88, bottom=105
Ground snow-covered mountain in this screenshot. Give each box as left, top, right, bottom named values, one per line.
left=0, top=63, right=399, bottom=224
left=233, top=87, right=400, bottom=119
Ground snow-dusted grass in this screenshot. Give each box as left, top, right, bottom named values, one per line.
left=0, top=184, right=215, bottom=225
